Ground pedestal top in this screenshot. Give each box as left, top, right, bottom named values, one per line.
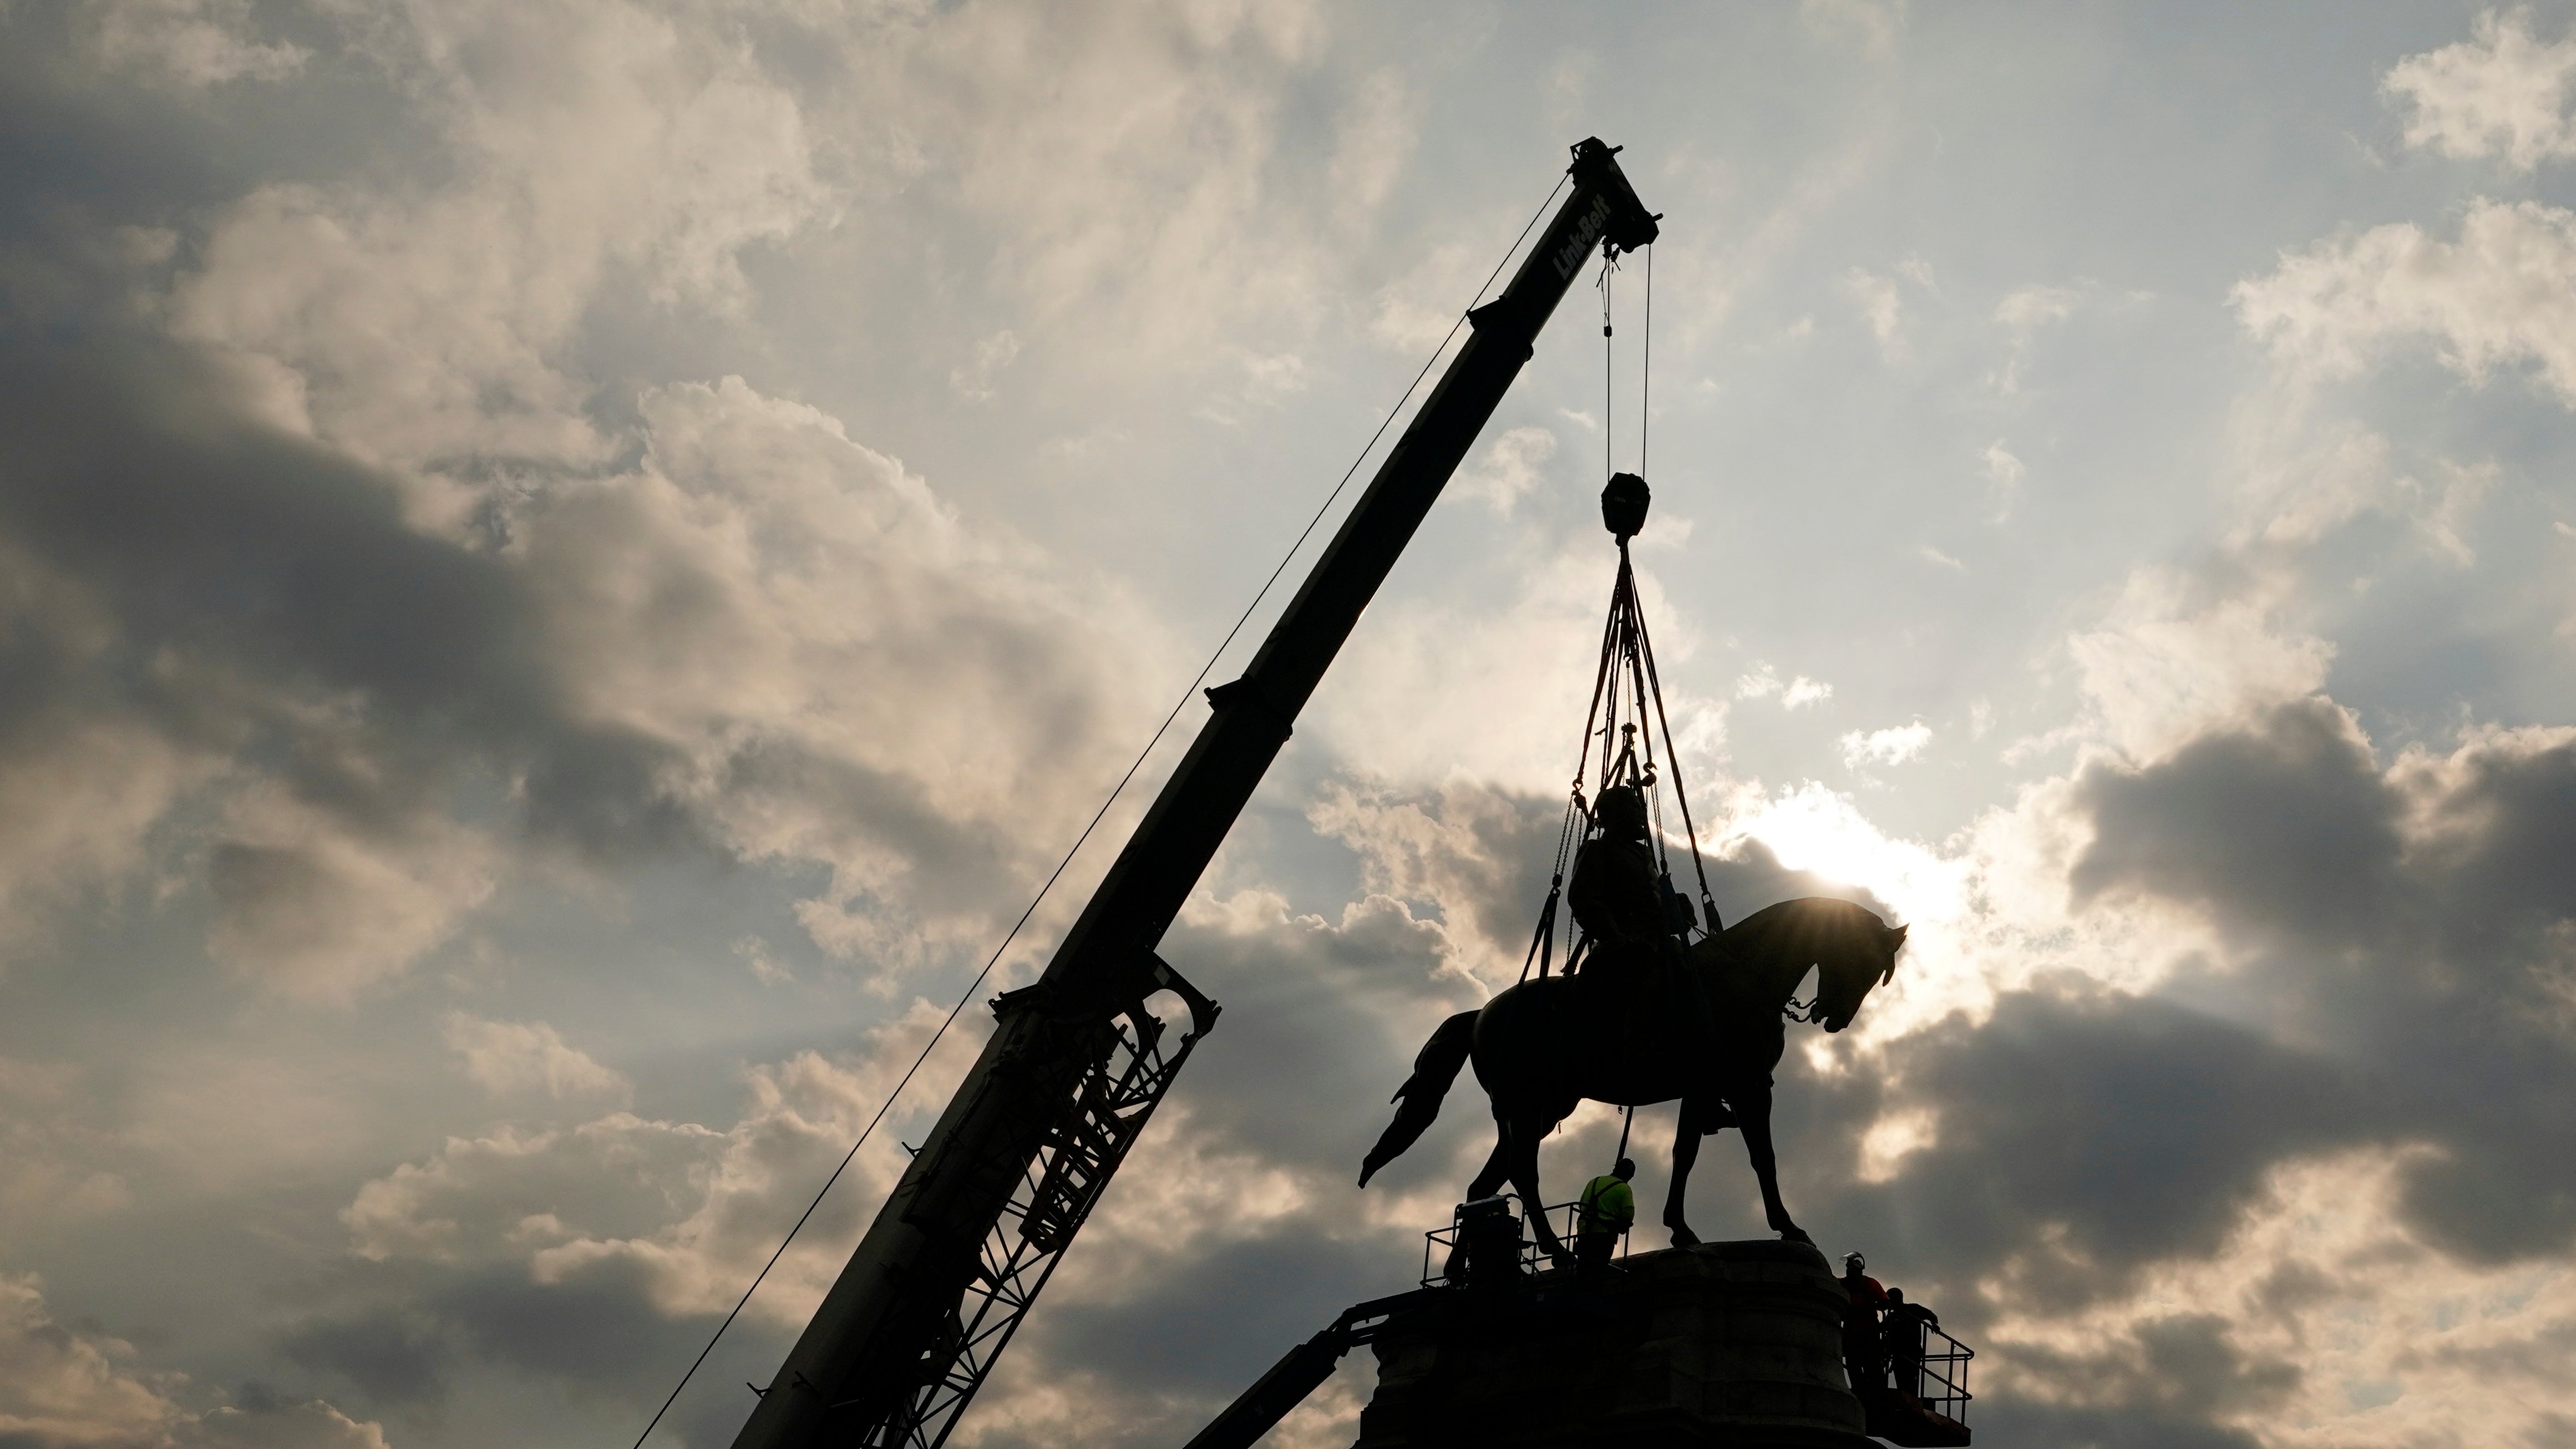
left=1352, top=1239, right=1874, bottom=1449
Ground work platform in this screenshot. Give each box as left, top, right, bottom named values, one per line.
left=1353, top=1239, right=1873, bottom=1449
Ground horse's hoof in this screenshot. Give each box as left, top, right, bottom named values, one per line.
left=1669, top=1226, right=1701, bottom=1248
left=1779, top=1226, right=1814, bottom=1246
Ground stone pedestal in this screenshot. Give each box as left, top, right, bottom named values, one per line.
left=1352, top=1240, right=1874, bottom=1449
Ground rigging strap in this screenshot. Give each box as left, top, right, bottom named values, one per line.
left=1529, top=234, right=1727, bottom=990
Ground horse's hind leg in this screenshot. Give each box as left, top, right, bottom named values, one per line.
left=1665, top=1096, right=1714, bottom=1248
left=1464, top=1131, right=1511, bottom=1202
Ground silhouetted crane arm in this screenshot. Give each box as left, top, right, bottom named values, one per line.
left=729, top=138, right=1659, bottom=1449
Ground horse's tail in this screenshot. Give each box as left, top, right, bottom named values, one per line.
left=1357, top=1009, right=1479, bottom=1187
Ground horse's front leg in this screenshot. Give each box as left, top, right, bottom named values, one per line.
left=1664, top=1097, right=1715, bottom=1247
left=1502, top=1108, right=1573, bottom=1266
left=1735, top=1082, right=1812, bottom=1245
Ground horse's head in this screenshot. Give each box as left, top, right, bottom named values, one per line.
left=1812, top=916, right=1908, bottom=1033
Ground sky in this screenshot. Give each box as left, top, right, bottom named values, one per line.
left=3, top=2, right=2575, bottom=1446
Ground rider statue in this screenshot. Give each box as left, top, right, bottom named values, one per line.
left=1568, top=784, right=1713, bottom=1052
left=1569, top=784, right=1666, bottom=960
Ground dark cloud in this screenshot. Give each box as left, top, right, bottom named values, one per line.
left=1031, top=1228, right=1391, bottom=1400
left=1162, top=894, right=1468, bottom=1176
left=435, top=1260, right=712, bottom=1394
left=2022, top=1311, right=2300, bottom=1419
left=278, top=1311, right=452, bottom=1410
left=0, top=344, right=547, bottom=731
left=0, top=327, right=1133, bottom=988
left=2067, top=700, right=2576, bottom=1263
left=1975, top=1402, right=2268, bottom=1449
left=2073, top=698, right=2401, bottom=950
left=1870, top=986, right=2365, bottom=1295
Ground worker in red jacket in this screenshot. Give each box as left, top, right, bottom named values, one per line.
left=1840, top=1252, right=1889, bottom=1391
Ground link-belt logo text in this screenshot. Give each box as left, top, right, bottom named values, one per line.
left=1551, top=193, right=1617, bottom=280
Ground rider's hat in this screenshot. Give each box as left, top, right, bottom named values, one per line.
left=1593, top=784, right=1647, bottom=834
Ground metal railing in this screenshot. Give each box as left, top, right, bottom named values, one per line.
left=1417, top=1197, right=1631, bottom=1288
left=1887, top=1315, right=1975, bottom=1426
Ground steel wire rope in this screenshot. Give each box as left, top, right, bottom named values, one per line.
left=627, top=169, right=1574, bottom=1449
left=1641, top=244, right=1651, bottom=478
left=1601, top=247, right=1614, bottom=487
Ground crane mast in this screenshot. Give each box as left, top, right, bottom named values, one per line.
left=729, top=138, right=1659, bottom=1449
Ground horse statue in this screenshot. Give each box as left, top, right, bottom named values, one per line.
left=1357, top=896, right=1907, bottom=1259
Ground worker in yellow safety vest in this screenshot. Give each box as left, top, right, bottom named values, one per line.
left=1576, top=1158, right=1636, bottom=1276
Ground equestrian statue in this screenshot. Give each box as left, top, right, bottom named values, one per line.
left=1356, top=785, right=1908, bottom=1260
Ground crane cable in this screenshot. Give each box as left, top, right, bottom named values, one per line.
left=1530, top=237, right=1721, bottom=985
left=629, top=168, right=1576, bottom=1449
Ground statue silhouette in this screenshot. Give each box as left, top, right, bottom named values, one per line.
left=1359, top=897, right=1908, bottom=1260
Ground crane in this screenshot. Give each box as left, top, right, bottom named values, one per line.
left=727, top=138, right=1660, bottom=1449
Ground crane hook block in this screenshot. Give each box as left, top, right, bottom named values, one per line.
left=1601, top=472, right=1650, bottom=540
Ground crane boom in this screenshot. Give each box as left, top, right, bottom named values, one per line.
left=728, top=138, right=1659, bottom=1449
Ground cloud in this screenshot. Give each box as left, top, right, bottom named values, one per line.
left=1995, top=284, right=2080, bottom=332
left=520, top=376, right=1165, bottom=959
left=2384, top=9, right=2576, bottom=171
left=1799, top=0, right=1908, bottom=60
left=1981, top=438, right=2026, bottom=517
left=0, top=340, right=1163, bottom=989
left=1840, top=722, right=1931, bottom=767
left=0, top=1274, right=167, bottom=1448
left=1307, top=781, right=1564, bottom=978
left=868, top=0, right=1378, bottom=373
left=0, top=1062, right=127, bottom=1247
left=0, top=1273, right=386, bottom=1449
left=949, top=330, right=1023, bottom=401
left=1846, top=266, right=1906, bottom=359
left=2068, top=700, right=2576, bottom=1261
left=442, top=1014, right=631, bottom=1102
left=1326, top=66, right=1423, bottom=232
left=1315, top=525, right=1714, bottom=788
left=2234, top=198, right=2576, bottom=405
left=0, top=545, right=222, bottom=947
left=207, top=779, right=498, bottom=999
left=169, top=1, right=836, bottom=495
left=337, top=995, right=1001, bottom=1373
left=1974, top=1148, right=2576, bottom=1449
left=2072, top=698, right=2398, bottom=949
left=2064, top=568, right=2334, bottom=762
left=1735, top=664, right=1833, bottom=708
left=81, top=0, right=310, bottom=89
left=1454, top=425, right=1556, bottom=515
